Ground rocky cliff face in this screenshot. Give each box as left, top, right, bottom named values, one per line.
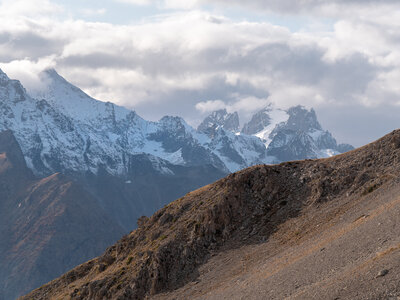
left=0, top=131, right=124, bottom=300
left=242, top=105, right=276, bottom=135
left=266, top=105, right=353, bottom=161
left=197, top=109, right=240, bottom=133
left=22, top=130, right=400, bottom=300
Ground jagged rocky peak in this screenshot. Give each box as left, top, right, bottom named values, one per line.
left=198, top=109, right=240, bottom=133
left=242, top=107, right=271, bottom=135
left=241, top=104, right=289, bottom=136
left=158, top=115, right=192, bottom=135
left=242, top=105, right=323, bottom=138
left=266, top=105, right=355, bottom=161
left=240, top=105, right=289, bottom=149
left=274, top=105, right=337, bottom=150
left=0, top=69, right=28, bottom=104
left=285, top=106, right=322, bottom=132
left=0, top=68, right=9, bottom=82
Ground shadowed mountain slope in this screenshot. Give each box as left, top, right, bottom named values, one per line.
left=0, top=131, right=124, bottom=300
left=22, top=130, right=400, bottom=300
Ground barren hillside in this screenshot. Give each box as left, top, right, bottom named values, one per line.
left=22, top=130, right=400, bottom=300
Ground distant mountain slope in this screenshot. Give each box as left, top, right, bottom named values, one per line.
left=0, top=67, right=351, bottom=230
left=81, top=155, right=226, bottom=231
left=0, top=130, right=124, bottom=300
left=22, top=130, right=400, bottom=300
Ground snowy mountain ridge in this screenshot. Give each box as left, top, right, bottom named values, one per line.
left=33, top=69, right=131, bottom=124
left=0, top=68, right=352, bottom=177
left=198, top=104, right=353, bottom=165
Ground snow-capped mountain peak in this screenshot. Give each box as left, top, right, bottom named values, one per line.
left=284, top=106, right=322, bottom=132
left=33, top=69, right=130, bottom=124
left=241, top=104, right=289, bottom=147
left=0, top=68, right=353, bottom=177
left=198, top=109, right=240, bottom=133
left=199, top=104, right=353, bottom=166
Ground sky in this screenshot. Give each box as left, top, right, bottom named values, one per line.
left=1, top=0, right=400, bottom=146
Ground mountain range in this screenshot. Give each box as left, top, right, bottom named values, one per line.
left=2, top=68, right=352, bottom=178
left=0, top=68, right=353, bottom=299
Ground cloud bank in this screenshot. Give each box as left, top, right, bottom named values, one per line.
left=0, top=0, right=400, bottom=146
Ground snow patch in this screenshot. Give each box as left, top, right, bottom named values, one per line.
left=164, top=148, right=185, bottom=165
left=254, top=108, right=289, bottom=148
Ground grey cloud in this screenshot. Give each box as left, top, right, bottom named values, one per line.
left=58, top=52, right=134, bottom=69
left=56, top=38, right=382, bottom=141
left=58, top=39, right=377, bottom=99
left=0, top=31, right=64, bottom=62
left=317, top=103, right=400, bottom=147
left=205, top=0, right=400, bottom=14
left=124, top=74, right=269, bottom=122
left=58, top=48, right=206, bottom=76
left=319, top=54, right=379, bottom=101
left=1, top=10, right=398, bottom=148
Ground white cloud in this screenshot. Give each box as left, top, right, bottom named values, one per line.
left=112, top=0, right=399, bottom=16
left=80, top=8, right=107, bottom=16
left=0, top=1, right=400, bottom=144
left=195, top=100, right=226, bottom=113
left=228, top=96, right=270, bottom=120
left=0, top=0, right=62, bottom=17
left=0, top=57, right=56, bottom=92
left=113, top=0, right=201, bottom=9
left=162, top=0, right=199, bottom=10
left=114, top=0, right=153, bottom=6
